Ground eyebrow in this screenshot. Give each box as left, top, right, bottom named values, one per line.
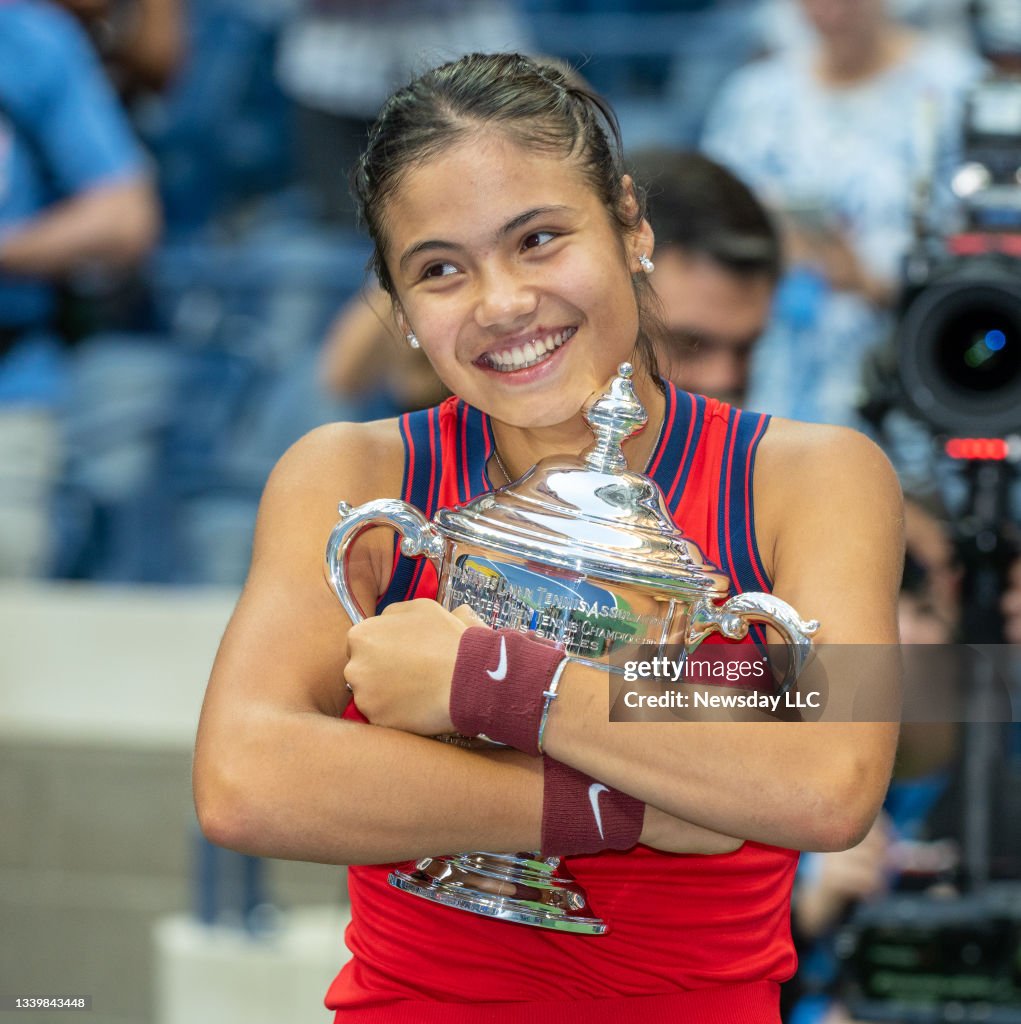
left=398, top=205, right=573, bottom=274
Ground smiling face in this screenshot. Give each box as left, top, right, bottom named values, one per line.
left=380, top=130, right=654, bottom=430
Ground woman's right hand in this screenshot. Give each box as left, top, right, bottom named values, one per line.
left=640, top=805, right=743, bottom=856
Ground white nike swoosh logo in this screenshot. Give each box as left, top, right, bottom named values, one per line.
left=486, top=636, right=508, bottom=681
left=588, top=783, right=608, bottom=840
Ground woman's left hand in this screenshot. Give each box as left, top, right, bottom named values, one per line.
left=345, top=600, right=481, bottom=735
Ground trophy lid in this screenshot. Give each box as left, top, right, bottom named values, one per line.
left=435, top=364, right=731, bottom=598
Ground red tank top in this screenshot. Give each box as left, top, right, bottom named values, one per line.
left=327, top=386, right=796, bottom=1023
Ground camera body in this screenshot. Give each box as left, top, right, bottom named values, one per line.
left=845, top=37, right=1021, bottom=1022
left=838, top=886, right=1021, bottom=1023
left=893, top=74, right=1021, bottom=438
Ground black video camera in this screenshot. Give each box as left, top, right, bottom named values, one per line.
left=892, top=71, right=1021, bottom=439
left=837, top=885, right=1021, bottom=1023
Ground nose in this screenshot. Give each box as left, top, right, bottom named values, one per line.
left=472, top=264, right=539, bottom=331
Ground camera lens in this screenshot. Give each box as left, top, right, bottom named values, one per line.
left=898, top=270, right=1021, bottom=435
left=935, top=315, right=1020, bottom=393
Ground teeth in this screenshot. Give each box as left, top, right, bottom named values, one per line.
left=483, top=328, right=574, bottom=372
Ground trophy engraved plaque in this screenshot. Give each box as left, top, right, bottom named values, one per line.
left=325, top=364, right=819, bottom=934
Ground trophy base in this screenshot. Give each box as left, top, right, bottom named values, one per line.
left=388, top=853, right=607, bottom=935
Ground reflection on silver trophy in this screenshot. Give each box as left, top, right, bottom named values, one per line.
left=325, top=363, right=819, bottom=934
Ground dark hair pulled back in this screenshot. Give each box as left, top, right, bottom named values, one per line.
left=628, top=148, right=781, bottom=283
left=351, top=52, right=662, bottom=380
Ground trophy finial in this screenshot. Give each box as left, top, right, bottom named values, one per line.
left=582, top=362, right=649, bottom=473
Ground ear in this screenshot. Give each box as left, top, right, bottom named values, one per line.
left=621, top=174, right=655, bottom=271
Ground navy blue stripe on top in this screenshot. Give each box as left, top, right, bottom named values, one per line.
left=715, top=407, right=773, bottom=598
left=715, top=406, right=773, bottom=646
left=375, top=385, right=772, bottom=615
left=655, top=387, right=704, bottom=520
left=377, top=406, right=444, bottom=612
left=457, top=400, right=495, bottom=503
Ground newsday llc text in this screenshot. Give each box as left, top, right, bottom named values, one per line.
left=617, top=651, right=820, bottom=715
left=611, top=643, right=1021, bottom=724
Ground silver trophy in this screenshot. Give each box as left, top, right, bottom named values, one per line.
left=325, top=364, right=819, bottom=934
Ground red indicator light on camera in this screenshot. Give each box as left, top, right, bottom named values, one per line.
left=945, top=438, right=1009, bottom=460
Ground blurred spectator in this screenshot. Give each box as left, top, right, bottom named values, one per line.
left=902, top=495, right=959, bottom=628
left=524, top=1, right=772, bottom=148
left=630, top=148, right=781, bottom=404
left=702, top=0, right=984, bottom=428
left=786, top=544, right=961, bottom=1024
left=1004, top=557, right=1021, bottom=645
left=787, top=814, right=896, bottom=1024
left=55, top=0, right=185, bottom=98
left=319, top=285, right=448, bottom=418
left=0, top=0, right=159, bottom=577
left=760, top=0, right=976, bottom=54
left=788, top=499, right=1021, bottom=1023
left=276, top=0, right=533, bottom=226
left=141, top=0, right=294, bottom=236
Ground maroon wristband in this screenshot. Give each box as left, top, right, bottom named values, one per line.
left=449, top=627, right=565, bottom=755
left=540, top=756, right=645, bottom=857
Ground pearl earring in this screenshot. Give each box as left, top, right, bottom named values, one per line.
left=406, top=331, right=420, bottom=350
left=638, top=253, right=655, bottom=274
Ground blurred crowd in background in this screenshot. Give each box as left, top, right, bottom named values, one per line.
left=3, top=0, right=1011, bottom=589
left=4, top=2, right=1021, bottom=1020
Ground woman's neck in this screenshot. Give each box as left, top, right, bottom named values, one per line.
left=488, top=372, right=667, bottom=484
left=814, top=24, right=914, bottom=88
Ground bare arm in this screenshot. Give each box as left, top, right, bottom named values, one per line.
left=318, top=286, right=397, bottom=397
left=529, top=424, right=902, bottom=850
left=0, top=176, right=159, bottom=277
left=194, top=421, right=518, bottom=866
left=193, top=422, right=736, bottom=864
left=347, top=423, right=904, bottom=853
left=783, top=221, right=895, bottom=308
left=793, top=815, right=892, bottom=940
left=318, top=285, right=448, bottom=409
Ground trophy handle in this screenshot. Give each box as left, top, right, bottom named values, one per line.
left=325, top=498, right=445, bottom=623
left=687, top=593, right=820, bottom=694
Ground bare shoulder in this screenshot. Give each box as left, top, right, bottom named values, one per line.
left=248, top=416, right=406, bottom=594
left=202, top=416, right=411, bottom=726
left=265, top=417, right=405, bottom=508
left=756, top=417, right=902, bottom=514
left=753, top=417, right=904, bottom=604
